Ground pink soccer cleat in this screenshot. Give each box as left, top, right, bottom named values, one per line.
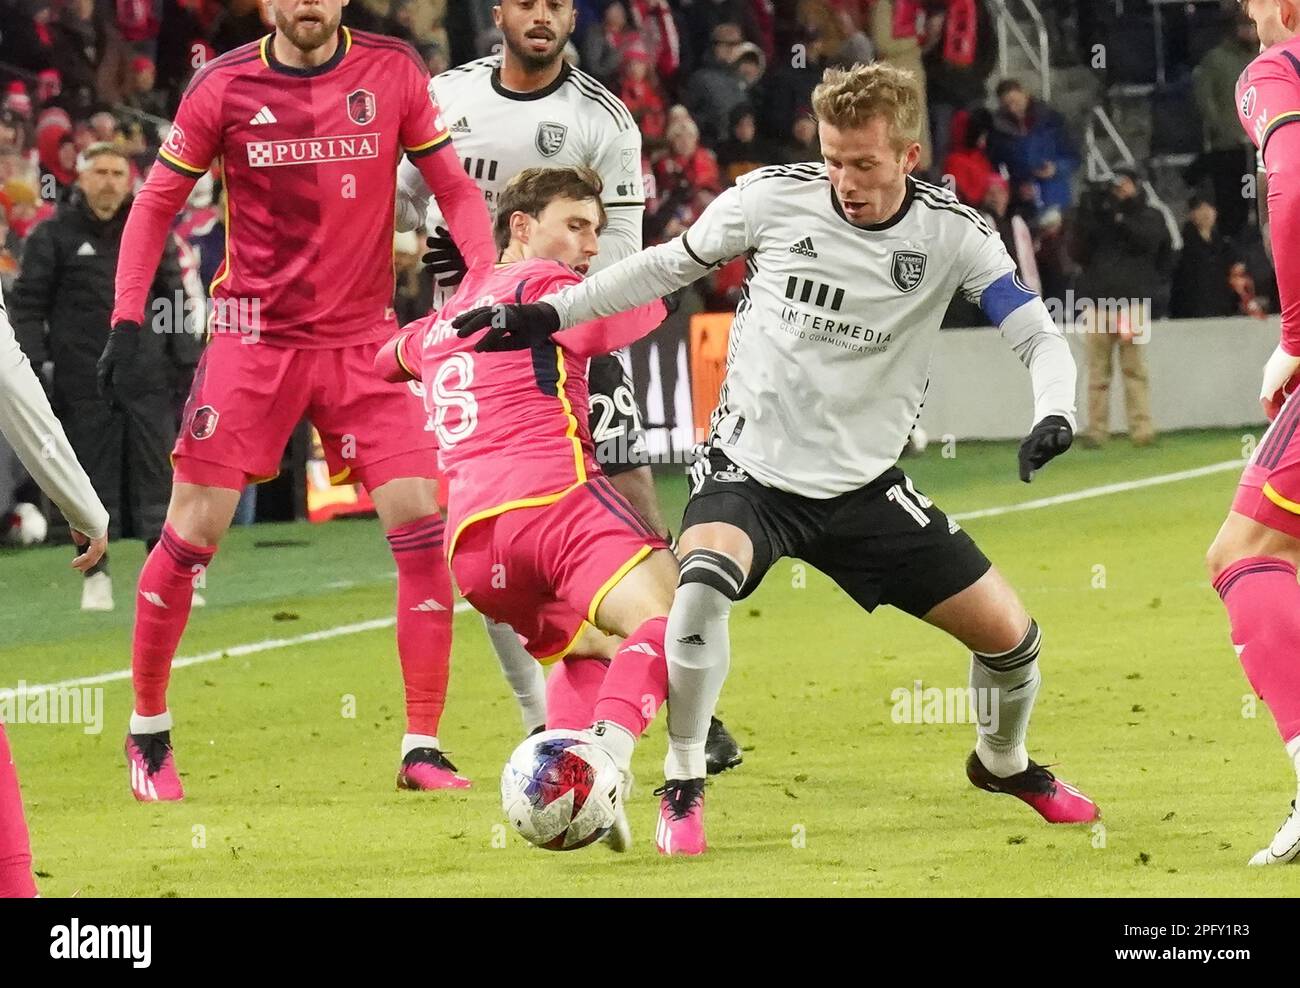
left=966, top=751, right=1100, bottom=824
left=654, top=778, right=707, bottom=855
left=125, top=732, right=184, bottom=802
left=396, top=747, right=472, bottom=791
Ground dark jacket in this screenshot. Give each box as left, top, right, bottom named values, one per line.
left=1072, top=188, right=1173, bottom=310
left=1170, top=222, right=1237, bottom=318
left=988, top=99, right=1079, bottom=212
left=10, top=191, right=197, bottom=411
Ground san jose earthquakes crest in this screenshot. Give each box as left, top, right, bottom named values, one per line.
left=536, top=121, right=567, bottom=157
left=891, top=250, right=927, bottom=292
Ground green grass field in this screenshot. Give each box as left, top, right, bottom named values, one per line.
left=3, top=426, right=1298, bottom=897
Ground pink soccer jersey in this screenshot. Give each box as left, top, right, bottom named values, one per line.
left=394, top=257, right=665, bottom=554
left=118, top=28, right=491, bottom=347
left=1237, top=34, right=1300, bottom=356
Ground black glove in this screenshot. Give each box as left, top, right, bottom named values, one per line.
left=97, top=320, right=142, bottom=408
left=453, top=302, right=561, bottom=352
left=421, top=226, right=467, bottom=290
left=1018, top=414, right=1073, bottom=483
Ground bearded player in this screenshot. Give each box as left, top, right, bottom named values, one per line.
left=1207, top=0, right=1300, bottom=865
left=100, top=0, right=496, bottom=800
left=392, top=0, right=741, bottom=774
left=377, top=166, right=675, bottom=850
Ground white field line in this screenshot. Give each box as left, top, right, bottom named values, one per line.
left=8, top=459, right=1244, bottom=697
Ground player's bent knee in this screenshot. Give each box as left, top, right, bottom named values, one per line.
left=677, top=546, right=747, bottom=602
left=167, top=482, right=239, bottom=547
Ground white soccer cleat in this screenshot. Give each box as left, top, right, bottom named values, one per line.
left=80, top=572, right=114, bottom=612
left=602, top=768, right=634, bottom=853
left=1248, top=799, right=1300, bottom=866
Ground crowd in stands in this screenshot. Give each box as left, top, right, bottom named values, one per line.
left=0, top=0, right=1282, bottom=326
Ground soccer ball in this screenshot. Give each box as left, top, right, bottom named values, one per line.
left=500, top=730, right=622, bottom=851
left=2, top=503, right=48, bottom=546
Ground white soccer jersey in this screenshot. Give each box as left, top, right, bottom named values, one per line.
left=395, top=55, right=646, bottom=275
left=546, top=164, right=1077, bottom=498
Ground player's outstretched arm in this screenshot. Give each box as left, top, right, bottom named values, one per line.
left=0, top=287, right=109, bottom=566
left=409, top=149, right=496, bottom=271
left=455, top=185, right=752, bottom=349
left=963, top=241, right=1078, bottom=482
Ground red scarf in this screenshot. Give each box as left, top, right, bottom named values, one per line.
left=942, top=0, right=977, bottom=68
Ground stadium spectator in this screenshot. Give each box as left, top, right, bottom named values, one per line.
left=1170, top=194, right=1237, bottom=319
left=715, top=103, right=772, bottom=184
left=988, top=78, right=1078, bottom=216
left=114, top=0, right=163, bottom=57
left=799, top=0, right=874, bottom=67
left=649, top=112, right=721, bottom=241
left=627, top=0, right=682, bottom=88
left=619, top=43, right=667, bottom=144
left=1189, top=14, right=1258, bottom=241
left=121, top=55, right=169, bottom=122
left=1072, top=166, right=1168, bottom=448
left=582, top=1, right=638, bottom=88
left=9, top=143, right=197, bottom=611
left=866, top=0, right=931, bottom=168
left=776, top=108, right=821, bottom=163
left=49, top=0, right=134, bottom=114
left=683, top=21, right=754, bottom=146
left=1034, top=205, right=1077, bottom=313
left=923, top=0, right=997, bottom=167
left=982, top=174, right=1041, bottom=292
left=759, top=22, right=828, bottom=143
left=941, top=106, right=995, bottom=207
left=678, top=0, right=765, bottom=74
left=1229, top=260, right=1270, bottom=319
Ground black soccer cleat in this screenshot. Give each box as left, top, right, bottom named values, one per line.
left=965, top=750, right=1100, bottom=823
left=396, top=747, right=472, bottom=790
left=705, top=716, right=743, bottom=775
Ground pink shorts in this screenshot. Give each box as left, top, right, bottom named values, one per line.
left=173, top=336, right=436, bottom=492
left=450, top=478, right=667, bottom=663
left=1234, top=392, right=1300, bottom=539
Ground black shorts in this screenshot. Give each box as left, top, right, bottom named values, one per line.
left=681, top=450, right=992, bottom=618
left=587, top=353, right=649, bottom=478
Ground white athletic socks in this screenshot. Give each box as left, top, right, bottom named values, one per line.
left=401, top=733, right=439, bottom=758
left=483, top=615, right=548, bottom=733
left=591, top=720, right=635, bottom=773
left=129, top=710, right=173, bottom=735
left=664, top=580, right=733, bottom=780
left=970, top=620, right=1043, bottom=778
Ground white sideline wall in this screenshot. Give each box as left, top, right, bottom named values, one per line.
left=916, top=316, right=1281, bottom=441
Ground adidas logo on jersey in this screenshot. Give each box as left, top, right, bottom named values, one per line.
left=249, top=106, right=277, bottom=125
left=139, top=591, right=167, bottom=608
left=449, top=116, right=470, bottom=133
left=76, top=242, right=96, bottom=256
left=788, top=237, right=818, bottom=257
left=410, top=598, right=447, bottom=612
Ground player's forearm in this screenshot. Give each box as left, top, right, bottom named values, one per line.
left=374, top=330, right=419, bottom=383
left=0, top=308, right=109, bottom=538
left=1264, top=125, right=1300, bottom=356
left=548, top=239, right=703, bottom=329
left=111, top=164, right=195, bottom=327
left=553, top=297, right=667, bottom=358
left=395, top=156, right=433, bottom=234
left=589, top=205, right=644, bottom=274
left=1002, top=299, right=1078, bottom=429
left=412, top=149, right=496, bottom=269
